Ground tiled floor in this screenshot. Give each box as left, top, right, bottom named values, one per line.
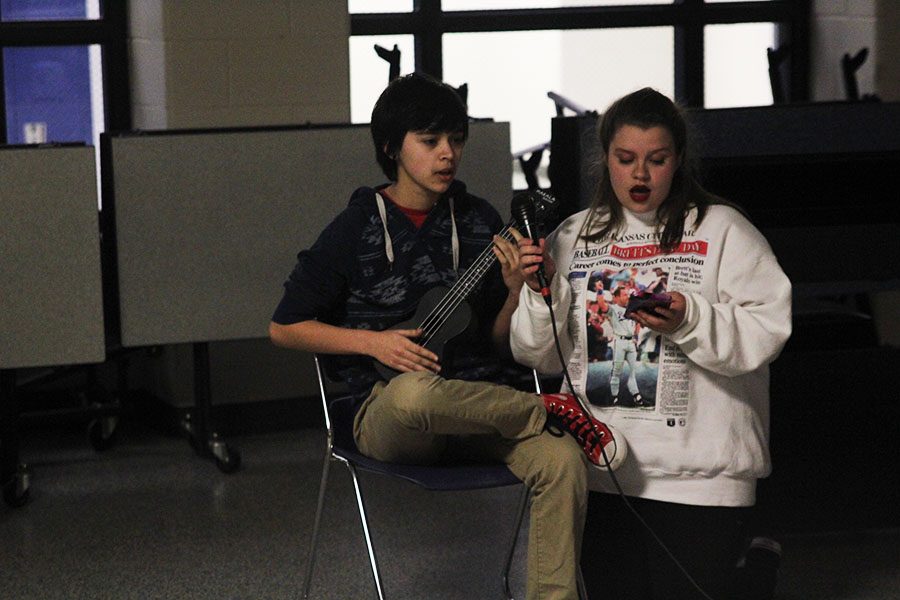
left=2, top=423, right=898, bottom=600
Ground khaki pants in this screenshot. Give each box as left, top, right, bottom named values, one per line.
left=354, top=371, right=588, bottom=600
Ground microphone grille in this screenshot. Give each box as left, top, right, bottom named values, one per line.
left=511, top=192, right=535, bottom=221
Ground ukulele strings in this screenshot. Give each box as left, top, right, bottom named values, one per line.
left=418, top=222, right=518, bottom=345
left=418, top=223, right=515, bottom=343
left=418, top=224, right=514, bottom=344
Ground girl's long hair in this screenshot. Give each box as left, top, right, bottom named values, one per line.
left=580, top=87, right=732, bottom=252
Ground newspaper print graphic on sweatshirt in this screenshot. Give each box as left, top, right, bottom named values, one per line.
left=566, top=227, right=708, bottom=426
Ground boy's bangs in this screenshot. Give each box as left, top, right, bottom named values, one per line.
left=409, top=103, right=467, bottom=136
left=421, top=116, right=467, bottom=135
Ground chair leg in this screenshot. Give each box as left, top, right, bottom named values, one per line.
left=301, top=445, right=333, bottom=599
left=346, top=462, right=387, bottom=600
left=577, top=566, right=589, bottom=600
left=501, top=485, right=530, bottom=600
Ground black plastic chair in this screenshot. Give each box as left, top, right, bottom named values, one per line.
left=301, top=355, right=532, bottom=599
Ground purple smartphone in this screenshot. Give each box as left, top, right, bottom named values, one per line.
left=624, top=292, right=672, bottom=319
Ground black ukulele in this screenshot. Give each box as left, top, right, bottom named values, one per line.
left=375, top=190, right=558, bottom=380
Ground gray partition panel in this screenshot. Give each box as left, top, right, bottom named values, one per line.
left=107, top=122, right=512, bottom=346
left=0, top=145, right=105, bottom=369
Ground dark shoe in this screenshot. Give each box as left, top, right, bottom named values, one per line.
left=735, top=536, right=781, bottom=600
left=633, top=393, right=644, bottom=407
left=541, top=393, right=627, bottom=469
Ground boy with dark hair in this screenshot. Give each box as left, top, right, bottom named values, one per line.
left=270, top=73, right=625, bottom=600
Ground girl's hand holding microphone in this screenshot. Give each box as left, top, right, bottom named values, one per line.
left=516, top=236, right=556, bottom=293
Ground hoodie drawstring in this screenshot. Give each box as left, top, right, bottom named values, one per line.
left=375, top=192, right=395, bottom=268
left=375, top=192, right=458, bottom=274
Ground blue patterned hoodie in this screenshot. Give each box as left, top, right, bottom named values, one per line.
left=273, top=181, right=516, bottom=409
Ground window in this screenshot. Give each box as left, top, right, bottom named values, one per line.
left=443, top=27, right=674, bottom=156
left=3, top=44, right=101, bottom=145
left=0, top=0, right=100, bottom=21
left=349, top=35, right=415, bottom=123
left=348, top=0, right=810, bottom=189
left=705, top=22, right=776, bottom=109
left=443, top=0, right=672, bottom=8
left=0, top=0, right=130, bottom=147
left=348, top=0, right=413, bottom=12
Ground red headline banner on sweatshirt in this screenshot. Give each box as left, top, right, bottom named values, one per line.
left=610, top=240, right=709, bottom=260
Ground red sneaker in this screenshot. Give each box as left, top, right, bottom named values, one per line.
left=541, top=393, right=627, bottom=470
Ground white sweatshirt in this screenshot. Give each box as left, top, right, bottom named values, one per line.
left=511, top=204, right=792, bottom=507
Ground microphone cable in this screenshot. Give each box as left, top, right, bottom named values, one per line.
left=537, top=277, right=718, bottom=600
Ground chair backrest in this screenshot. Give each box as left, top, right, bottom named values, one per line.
left=313, top=354, right=357, bottom=451
left=325, top=395, right=359, bottom=453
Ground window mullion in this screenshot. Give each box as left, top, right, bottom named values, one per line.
left=674, top=21, right=704, bottom=108
left=786, top=0, right=812, bottom=103
left=0, top=56, right=6, bottom=142
left=414, top=0, right=442, bottom=79
left=102, top=1, right=131, bottom=131
left=415, top=33, right=442, bottom=80
left=0, top=20, right=112, bottom=46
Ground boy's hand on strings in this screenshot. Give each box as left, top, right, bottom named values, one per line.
left=493, top=230, right=525, bottom=295
left=630, top=291, right=687, bottom=334
left=516, top=235, right=556, bottom=293
left=369, top=328, right=441, bottom=373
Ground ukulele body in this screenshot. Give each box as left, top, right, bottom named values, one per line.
left=374, top=286, right=472, bottom=381
left=370, top=189, right=559, bottom=382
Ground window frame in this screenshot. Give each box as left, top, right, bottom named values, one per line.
left=0, top=1, right=131, bottom=142
left=350, top=0, right=811, bottom=107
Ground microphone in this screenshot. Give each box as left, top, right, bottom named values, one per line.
left=511, top=193, right=551, bottom=302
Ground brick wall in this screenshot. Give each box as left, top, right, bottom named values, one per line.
left=128, top=0, right=349, bottom=129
